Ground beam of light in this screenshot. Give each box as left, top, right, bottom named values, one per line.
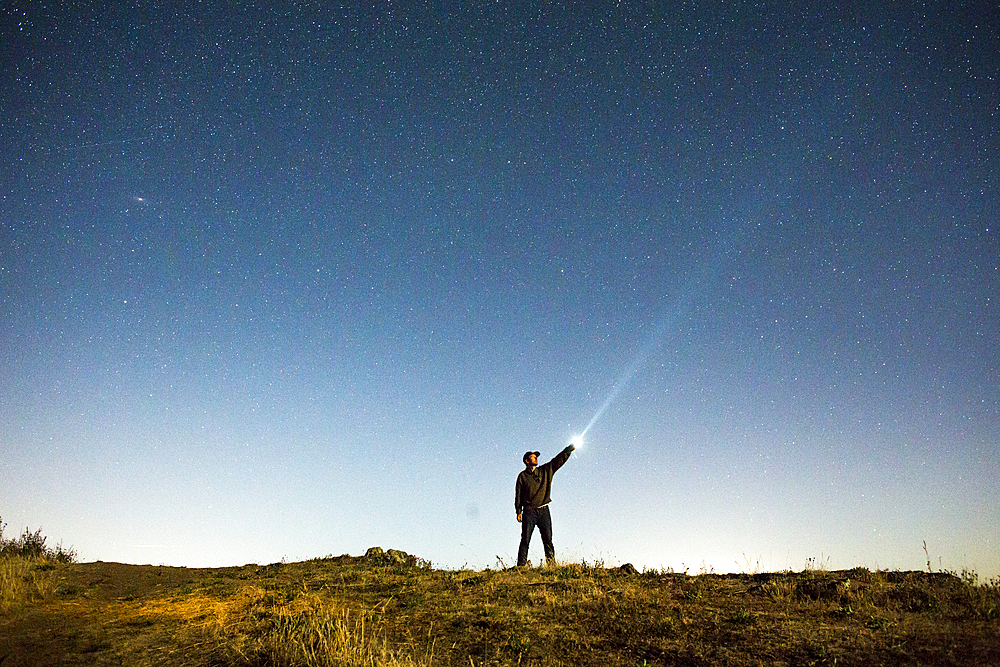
left=578, top=308, right=680, bottom=441
left=575, top=230, right=744, bottom=442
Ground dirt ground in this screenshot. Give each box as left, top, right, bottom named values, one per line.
left=1, top=561, right=221, bottom=666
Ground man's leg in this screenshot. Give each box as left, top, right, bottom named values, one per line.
left=517, top=508, right=537, bottom=566
left=537, top=506, right=555, bottom=564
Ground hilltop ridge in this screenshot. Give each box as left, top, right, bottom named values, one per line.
left=2, top=548, right=999, bottom=665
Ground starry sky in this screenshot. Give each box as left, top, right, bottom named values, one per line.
left=2, top=2, right=997, bottom=577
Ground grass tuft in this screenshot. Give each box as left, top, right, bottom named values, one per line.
left=210, top=585, right=434, bottom=666
left=0, top=555, right=62, bottom=611
left=0, top=518, right=77, bottom=611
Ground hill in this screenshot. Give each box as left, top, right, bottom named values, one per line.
left=2, top=547, right=999, bottom=666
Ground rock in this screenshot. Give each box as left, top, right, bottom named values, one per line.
left=619, top=563, right=638, bottom=575
left=363, top=546, right=418, bottom=566
left=386, top=549, right=417, bottom=566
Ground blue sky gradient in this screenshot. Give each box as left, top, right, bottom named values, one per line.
left=2, top=3, right=997, bottom=576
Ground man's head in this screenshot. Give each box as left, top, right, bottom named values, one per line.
left=523, top=451, right=540, bottom=469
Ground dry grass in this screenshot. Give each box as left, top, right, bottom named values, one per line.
left=0, top=518, right=76, bottom=613
left=0, top=556, right=60, bottom=611
left=214, top=585, right=433, bottom=666
left=2, top=554, right=999, bottom=666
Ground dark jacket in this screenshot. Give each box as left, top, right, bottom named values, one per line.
left=514, top=445, right=573, bottom=515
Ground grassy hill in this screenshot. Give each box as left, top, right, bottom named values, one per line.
left=2, top=544, right=999, bottom=666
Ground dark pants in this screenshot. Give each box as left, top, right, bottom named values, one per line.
left=517, top=505, right=554, bottom=566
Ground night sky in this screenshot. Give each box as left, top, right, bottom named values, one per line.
left=3, top=3, right=997, bottom=577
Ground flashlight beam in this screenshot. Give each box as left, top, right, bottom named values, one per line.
left=577, top=252, right=721, bottom=439
left=575, top=218, right=757, bottom=442
left=579, top=310, right=675, bottom=440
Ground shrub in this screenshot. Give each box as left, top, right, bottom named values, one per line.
left=0, top=517, right=77, bottom=563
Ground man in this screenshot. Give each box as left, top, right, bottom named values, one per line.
left=514, top=443, right=575, bottom=567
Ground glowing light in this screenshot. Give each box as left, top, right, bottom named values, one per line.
left=575, top=246, right=726, bottom=441
left=570, top=434, right=584, bottom=449
left=577, top=312, right=675, bottom=441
